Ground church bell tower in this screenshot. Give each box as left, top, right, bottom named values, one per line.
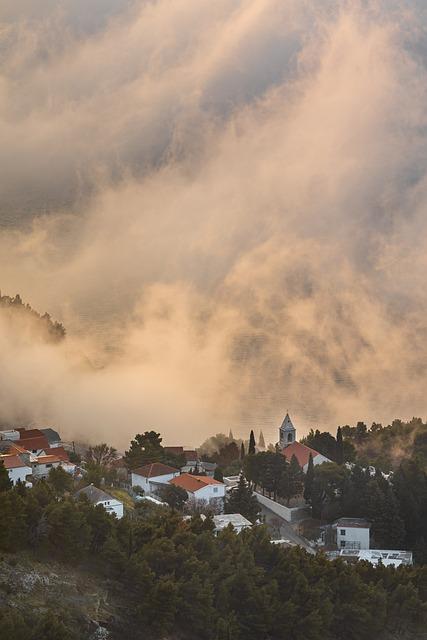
left=279, top=413, right=296, bottom=448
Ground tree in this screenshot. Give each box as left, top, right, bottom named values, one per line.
left=0, top=461, right=12, bottom=492
left=225, top=475, right=260, bottom=523
left=157, top=484, right=188, bottom=511
left=124, top=431, right=164, bottom=469
left=47, top=466, right=73, bottom=495
left=215, top=442, right=240, bottom=466
left=85, top=443, right=118, bottom=466
left=248, top=430, right=256, bottom=455
left=214, top=467, right=224, bottom=482
left=336, top=427, right=344, bottom=465
left=240, top=442, right=245, bottom=460
left=309, top=462, right=347, bottom=519
left=228, top=429, right=234, bottom=440
left=304, top=453, right=314, bottom=503
left=258, top=431, right=265, bottom=450
left=46, top=500, right=90, bottom=563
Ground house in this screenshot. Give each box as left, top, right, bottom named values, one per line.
left=213, top=513, right=252, bottom=534
left=169, top=473, right=226, bottom=509
left=32, top=453, right=63, bottom=478
left=278, top=413, right=331, bottom=472
left=0, top=454, right=32, bottom=486
left=16, top=428, right=50, bottom=455
left=333, top=518, right=371, bottom=550
left=40, top=428, right=62, bottom=448
left=164, top=447, right=199, bottom=466
left=0, top=429, right=20, bottom=441
left=328, top=549, right=413, bottom=567
left=131, top=462, right=180, bottom=496
left=75, top=484, right=124, bottom=519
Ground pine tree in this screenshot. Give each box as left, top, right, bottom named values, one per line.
left=240, top=442, right=245, bottom=459
left=303, top=453, right=314, bottom=503
left=336, top=426, right=344, bottom=465
left=225, top=474, right=260, bottom=522
left=248, top=430, right=256, bottom=455
left=258, top=431, right=265, bottom=449
left=0, top=462, right=12, bottom=492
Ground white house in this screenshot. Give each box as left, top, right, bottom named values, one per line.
left=31, top=453, right=63, bottom=478
left=279, top=413, right=331, bottom=472
left=213, top=513, right=252, bottom=534
left=75, top=484, right=124, bottom=519
left=131, top=462, right=180, bottom=496
left=0, top=429, right=20, bottom=441
left=333, top=518, right=371, bottom=550
left=0, top=454, right=32, bottom=486
left=335, top=549, right=413, bottom=567
left=169, top=473, right=226, bottom=509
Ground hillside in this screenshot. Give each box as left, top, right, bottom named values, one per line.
left=0, top=292, right=65, bottom=343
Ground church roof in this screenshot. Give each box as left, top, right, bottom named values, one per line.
left=280, top=413, right=295, bottom=432
left=281, top=441, right=325, bottom=468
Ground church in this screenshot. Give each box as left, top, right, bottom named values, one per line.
left=278, top=413, right=331, bottom=472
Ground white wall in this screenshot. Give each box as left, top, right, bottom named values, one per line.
left=193, top=483, right=226, bottom=502
left=302, top=453, right=330, bottom=472
left=336, top=526, right=370, bottom=550
left=32, top=460, right=61, bottom=477
left=7, top=465, right=32, bottom=485
left=254, top=491, right=310, bottom=523
left=98, top=499, right=124, bottom=519
left=131, top=471, right=179, bottom=495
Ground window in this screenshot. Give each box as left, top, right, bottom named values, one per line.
left=340, top=529, right=346, bottom=535
left=340, top=541, right=346, bottom=548
left=46, top=464, right=52, bottom=468
left=213, top=488, right=218, bottom=493
left=287, top=433, right=293, bottom=442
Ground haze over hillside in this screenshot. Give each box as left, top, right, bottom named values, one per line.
left=2, top=0, right=427, bottom=447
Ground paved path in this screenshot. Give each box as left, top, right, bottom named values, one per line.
left=259, top=503, right=316, bottom=553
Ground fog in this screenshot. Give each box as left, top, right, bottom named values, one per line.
left=1, top=0, right=427, bottom=448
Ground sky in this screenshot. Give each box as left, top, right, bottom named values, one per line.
left=1, top=0, right=427, bottom=448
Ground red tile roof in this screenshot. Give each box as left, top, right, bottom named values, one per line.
left=35, top=454, right=63, bottom=464
left=132, top=462, right=179, bottom=478
left=281, top=441, right=327, bottom=468
left=17, top=428, right=44, bottom=438
left=183, top=450, right=198, bottom=461
left=0, top=454, right=30, bottom=469
left=44, top=446, right=69, bottom=461
left=17, top=436, right=49, bottom=452
left=164, top=446, right=184, bottom=456
left=169, top=473, right=223, bottom=493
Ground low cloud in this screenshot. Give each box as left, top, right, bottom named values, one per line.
left=1, top=1, right=427, bottom=448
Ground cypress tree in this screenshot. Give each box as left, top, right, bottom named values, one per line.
left=336, top=426, right=344, bottom=465
left=0, top=462, right=12, bottom=492
left=304, top=453, right=314, bottom=503
left=258, top=431, right=265, bottom=449
left=228, top=429, right=234, bottom=440
left=240, top=442, right=245, bottom=459
left=248, top=430, right=256, bottom=455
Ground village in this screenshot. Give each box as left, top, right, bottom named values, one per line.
left=0, top=414, right=414, bottom=568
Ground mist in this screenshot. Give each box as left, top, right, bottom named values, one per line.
left=1, top=0, right=427, bottom=448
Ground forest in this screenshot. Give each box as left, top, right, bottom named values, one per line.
left=0, top=293, right=65, bottom=342
left=1, top=462, right=427, bottom=640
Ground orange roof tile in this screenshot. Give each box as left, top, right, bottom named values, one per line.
left=0, top=454, right=30, bottom=469
left=169, top=473, right=223, bottom=493
left=133, top=462, right=179, bottom=478
left=35, top=454, right=63, bottom=464
left=17, top=436, right=49, bottom=452
left=44, top=446, right=69, bottom=461
left=281, top=441, right=327, bottom=468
